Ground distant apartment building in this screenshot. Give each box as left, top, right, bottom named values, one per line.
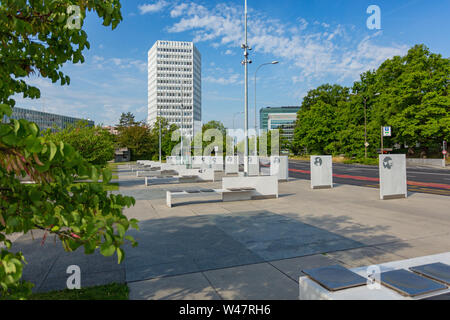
left=147, top=40, right=202, bottom=138
left=103, top=126, right=119, bottom=135
left=3, top=107, right=94, bottom=131
left=259, top=106, right=300, bottom=142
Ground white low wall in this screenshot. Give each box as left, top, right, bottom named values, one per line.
left=176, top=168, right=215, bottom=182
left=222, top=176, right=278, bottom=199
left=406, top=158, right=446, bottom=168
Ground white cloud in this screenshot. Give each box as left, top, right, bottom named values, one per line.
left=165, top=2, right=408, bottom=81
left=204, top=74, right=241, bottom=85
left=170, top=3, right=188, bottom=18
left=138, top=1, right=169, bottom=15
left=224, top=49, right=234, bottom=56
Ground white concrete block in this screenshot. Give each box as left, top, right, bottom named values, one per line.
left=245, top=156, right=260, bottom=176
left=225, top=156, right=239, bottom=174
left=211, top=156, right=224, bottom=171
left=379, top=154, right=407, bottom=200
left=222, top=176, right=278, bottom=199
left=310, top=156, right=333, bottom=189
left=270, top=156, right=289, bottom=181
left=299, top=252, right=450, bottom=300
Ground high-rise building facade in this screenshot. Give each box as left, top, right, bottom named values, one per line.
left=260, top=106, right=300, bottom=142
left=147, top=40, right=202, bottom=138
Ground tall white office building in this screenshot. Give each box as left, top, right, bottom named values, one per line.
left=148, top=40, right=202, bottom=138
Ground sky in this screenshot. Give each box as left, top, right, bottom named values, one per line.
left=14, top=0, right=450, bottom=129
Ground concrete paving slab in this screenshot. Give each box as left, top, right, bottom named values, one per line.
left=269, top=254, right=338, bottom=283
left=39, top=269, right=126, bottom=293
left=203, top=263, right=298, bottom=300
left=129, top=272, right=221, bottom=300
left=325, top=246, right=405, bottom=268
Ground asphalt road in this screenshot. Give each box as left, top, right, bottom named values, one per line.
left=288, top=160, right=450, bottom=197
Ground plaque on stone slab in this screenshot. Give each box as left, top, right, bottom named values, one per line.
left=186, top=190, right=201, bottom=194
left=381, top=269, right=447, bottom=297
left=302, top=265, right=367, bottom=291
left=410, top=263, right=450, bottom=286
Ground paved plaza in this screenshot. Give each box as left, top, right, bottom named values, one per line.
left=11, top=166, right=450, bottom=299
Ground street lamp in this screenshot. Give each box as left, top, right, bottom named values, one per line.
left=254, top=61, right=279, bottom=155
left=241, top=0, right=252, bottom=175
left=351, top=92, right=380, bottom=159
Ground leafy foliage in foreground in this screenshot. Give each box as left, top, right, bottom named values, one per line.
left=0, top=0, right=137, bottom=300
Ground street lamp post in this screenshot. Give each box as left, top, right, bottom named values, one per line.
left=254, top=61, right=279, bottom=156
left=159, top=116, right=162, bottom=163
left=351, top=92, right=380, bottom=159
left=241, top=0, right=252, bottom=175
left=180, top=81, right=184, bottom=165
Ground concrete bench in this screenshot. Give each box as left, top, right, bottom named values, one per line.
left=166, top=187, right=256, bottom=208
left=138, top=170, right=177, bottom=178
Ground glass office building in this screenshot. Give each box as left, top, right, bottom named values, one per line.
left=2, top=107, right=95, bottom=132
left=259, top=106, right=300, bottom=142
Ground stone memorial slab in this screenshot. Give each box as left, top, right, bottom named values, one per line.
left=270, top=156, right=289, bottom=181
left=410, top=263, right=450, bottom=285
left=381, top=269, right=447, bottom=297
left=245, top=156, right=260, bottom=176
left=379, top=154, right=407, bottom=200
left=302, top=265, right=366, bottom=291
left=310, top=156, right=333, bottom=189
left=211, top=156, right=224, bottom=171
left=225, top=156, right=239, bottom=174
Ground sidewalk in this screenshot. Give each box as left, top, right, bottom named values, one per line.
left=11, top=166, right=450, bottom=299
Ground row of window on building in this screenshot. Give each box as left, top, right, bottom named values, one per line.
left=157, top=54, right=192, bottom=60
left=157, top=73, right=193, bottom=78
left=157, top=47, right=192, bottom=53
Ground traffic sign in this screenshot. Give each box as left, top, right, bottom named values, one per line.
left=365, top=142, right=370, bottom=147
left=443, top=151, right=448, bottom=155
left=383, top=126, right=392, bottom=137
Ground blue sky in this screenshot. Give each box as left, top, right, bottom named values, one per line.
left=14, top=0, right=450, bottom=128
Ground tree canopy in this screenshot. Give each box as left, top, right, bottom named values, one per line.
left=292, top=44, right=450, bottom=158
left=45, top=122, right=115, bottom=166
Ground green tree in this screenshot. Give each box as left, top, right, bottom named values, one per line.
left=116, top=122, right=155, bottom=161
left=45, top=121, right=115, bottom=166
left=117, top=112, right=137, bottom=128
left=0, top=0, right=138, bottom=299
left=149, top=117, right=179, bottom=160
left=372, top=45, right=450, bottom=156
left=293, top=84, right=350, bottom=155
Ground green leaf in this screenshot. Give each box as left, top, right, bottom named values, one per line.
left=116, top=247, right=125, bottom=264
left=0, top=104, right=13, bottom=117
left=49, top=141, right=57, bottom=161
left=100, top=243, right=116, bottom=257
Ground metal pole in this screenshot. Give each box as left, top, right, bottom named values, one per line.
left=364, top=97, right=368, bottom=159
left=244, top=0, right=249, bottom=175
left=159, top=117, right=162, bottom=162
left=180, top=80, right=184, bottom=164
